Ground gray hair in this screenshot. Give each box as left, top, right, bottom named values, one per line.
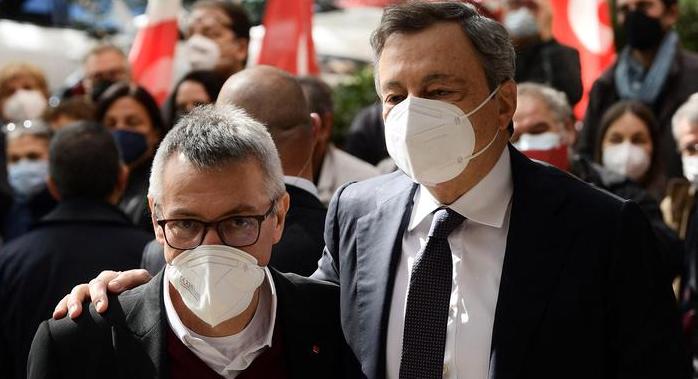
left=148, top=104, right=285, bottom=202
left=370, top=1, right=515, bottom=90
left=517, top=82, right=573, bottom=124
left=672, top=95, right=698, bottom=141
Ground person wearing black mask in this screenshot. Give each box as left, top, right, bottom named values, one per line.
left=82, top=44, right=131, bottom=102
left=96, top=82, right=164, bottom=232
left=578, top=0, right=698, bottom=181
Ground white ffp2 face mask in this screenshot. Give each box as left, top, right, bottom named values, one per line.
left=514, top=132, right=561, bottom=151
left=683, top=155, right=698, bottom=184
left=185, top=34, right=221, bottom=71
left=602, top=142, right=651, bottom=181
left=384, top=86, right=500, bottom=186
left=167, top=245, right=266, bottom=327
left=2, top=89, right=47, bottom=121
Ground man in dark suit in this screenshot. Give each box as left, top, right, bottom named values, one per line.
left=311, top=2, right=688, bottom=378
left=141, top=66, right=325, bottom=277
left=0, top=122, right=152, bottom=378
left=28, top=106, right=342, bottom=378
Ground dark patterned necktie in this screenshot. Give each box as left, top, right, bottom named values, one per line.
left=399, top=207, right=465, bottom=379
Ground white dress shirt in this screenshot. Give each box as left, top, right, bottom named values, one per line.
left=283, top=175, right=320, bottom=199
left=163, top=266, right=277, bottom=379
left=317, top=144, right=380, bottom=205
left=386, top=148, right=513, bottom=379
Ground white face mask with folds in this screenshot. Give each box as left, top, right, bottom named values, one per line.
left=184, top=34, right=221, bottom=71
left=384, top=86, right=500, bottom=186
left=683, top=155, right=698, bottom=184
left=602, top=142, right=651, bottom=181
left=2, top=89, right=47, bottom=121
left=167, top=244, right=266, bottom=327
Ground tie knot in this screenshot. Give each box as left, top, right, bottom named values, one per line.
left=428, top=208, right=465, bottom=239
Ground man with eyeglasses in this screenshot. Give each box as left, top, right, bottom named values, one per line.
left=26, top=105, right=343, bottom=379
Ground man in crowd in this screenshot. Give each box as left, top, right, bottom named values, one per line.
left=141, top=66, right=325, bottom=277
left=81, top=43, right=131, bottom=101
left=28, top=106, right=342, bottom=378
left=184, top=0, right=251, bottom=78
left=0, top=122, right=152, bottom=378
left=53, top=2, right=689, bottom=378
left=513, top=82, right=682, bottom=283
left=312, top=2, right=687, bottom=378
left=297, top=76, right=380, bottom=206
left=579, top=0, right=698, bottom=179
left=503, top=0, right=582, bottom=106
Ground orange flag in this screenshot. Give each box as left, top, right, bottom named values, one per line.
left=257, top=0, right=319, bottom=75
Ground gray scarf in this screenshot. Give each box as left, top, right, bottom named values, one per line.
left=614, top=30, right=678, bottom=105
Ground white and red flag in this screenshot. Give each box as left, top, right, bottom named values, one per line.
left=257, top=0, right=319, bottom=75
left=550, top=0, right=616, bottom=118
left=129, top=0, right=181, bottom=105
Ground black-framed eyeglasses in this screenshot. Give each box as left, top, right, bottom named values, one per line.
left=156, top=200, right=276, bottom=250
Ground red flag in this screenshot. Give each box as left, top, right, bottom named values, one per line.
left=129, top=0, right=181, bottom=105
left=551, top=0, right=616, bottom=119
left=257, top=0, right=319, bottom=75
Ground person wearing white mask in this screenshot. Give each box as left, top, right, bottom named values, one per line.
left=514, top=83, right=682, bottom=285
left=2, top=121, right=56, bottom=242
left=596, top=100, right=665, bottom=197
left=502, top=0, right=583, bottom=106
left=183, top=0, right=251, bottom=78
left=0, top=62, right=50, bottom=123
left=53, top=3, right=688, bottom=378
left=27, top=105, right=343, bottom=378
left=662, top=95, right=698, bottom=366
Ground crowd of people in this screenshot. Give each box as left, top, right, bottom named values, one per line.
left=0, top=0, right=697, bottom=378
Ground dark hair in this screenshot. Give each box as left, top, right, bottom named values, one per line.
left=297, top=76, right=333, bottom=115
left=44, top=97, right=95, bottom=124
left=163, top=70, right=226, bottom=128
left=595, top=100, right=664, bottom=193
left=370, top=1, right=515, bottom=90
left=95, top=82, right=166, bottom=136
left=49, top=121, right=120, bottom=200
left=662, top=0, right=678, bottom=7
left=192, top=0, right=252, bottom=40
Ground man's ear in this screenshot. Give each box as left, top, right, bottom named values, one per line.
left=46, top=176, right=61, bottom=202
left=497, top=80, right=518, bottom=132
left=562, top=118, right=578, bottom=147
left=310, top=113, right=322, bottom=144
left=272, top=191, right=290, bottom=244
left=232, top=38, right=249, bottom=67
left=661, top=3, right=680, bottom=29
left=148, top=195, right=166, bottom=245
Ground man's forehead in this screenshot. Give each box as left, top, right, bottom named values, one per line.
left=189, top=7, right=232, bottom=28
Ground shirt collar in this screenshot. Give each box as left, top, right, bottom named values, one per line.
left=408, top=147, right=513, bottom=231
left=283, top=176, right=319, bottom=199
left=163, top=266, right=277, bottom=373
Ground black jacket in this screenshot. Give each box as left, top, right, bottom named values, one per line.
left=0, top=199, right=152, bottom=379
left=579, top=48, right=698, bottom=179
left=313, top=145, right=690, bottom=379
left=27, top=269, right=343, bottom=379
left=141, top=184, right=326, bottom=277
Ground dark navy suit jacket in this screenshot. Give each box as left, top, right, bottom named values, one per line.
left=313, top=145, right=690, bottom=379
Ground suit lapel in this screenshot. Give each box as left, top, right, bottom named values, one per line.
left=355, top=174, right=417, bottom=378
left=489, top=147, right=576, bottom=379
left=122, top=271, right=168, bottom=378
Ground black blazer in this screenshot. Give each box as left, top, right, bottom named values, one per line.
left=27, top=269, right=343, bottom=379
left=313, top=145, right=690, bottom=379
left=0, top=199, right=152, bottom=379
left=141, top=184, right=326, bottom=277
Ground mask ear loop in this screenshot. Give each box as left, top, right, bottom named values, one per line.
left=461, top=84, right=503, bottom=161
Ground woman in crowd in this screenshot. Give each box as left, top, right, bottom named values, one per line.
left=0, top=62, right=50, bottom=123
left=2, top=122, right=55, bottom=241
left=594, top=100, right=666, bottom=199
left=96, top=82, right=164, bottom=231
left=163, top=70, right=226, bottom=129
